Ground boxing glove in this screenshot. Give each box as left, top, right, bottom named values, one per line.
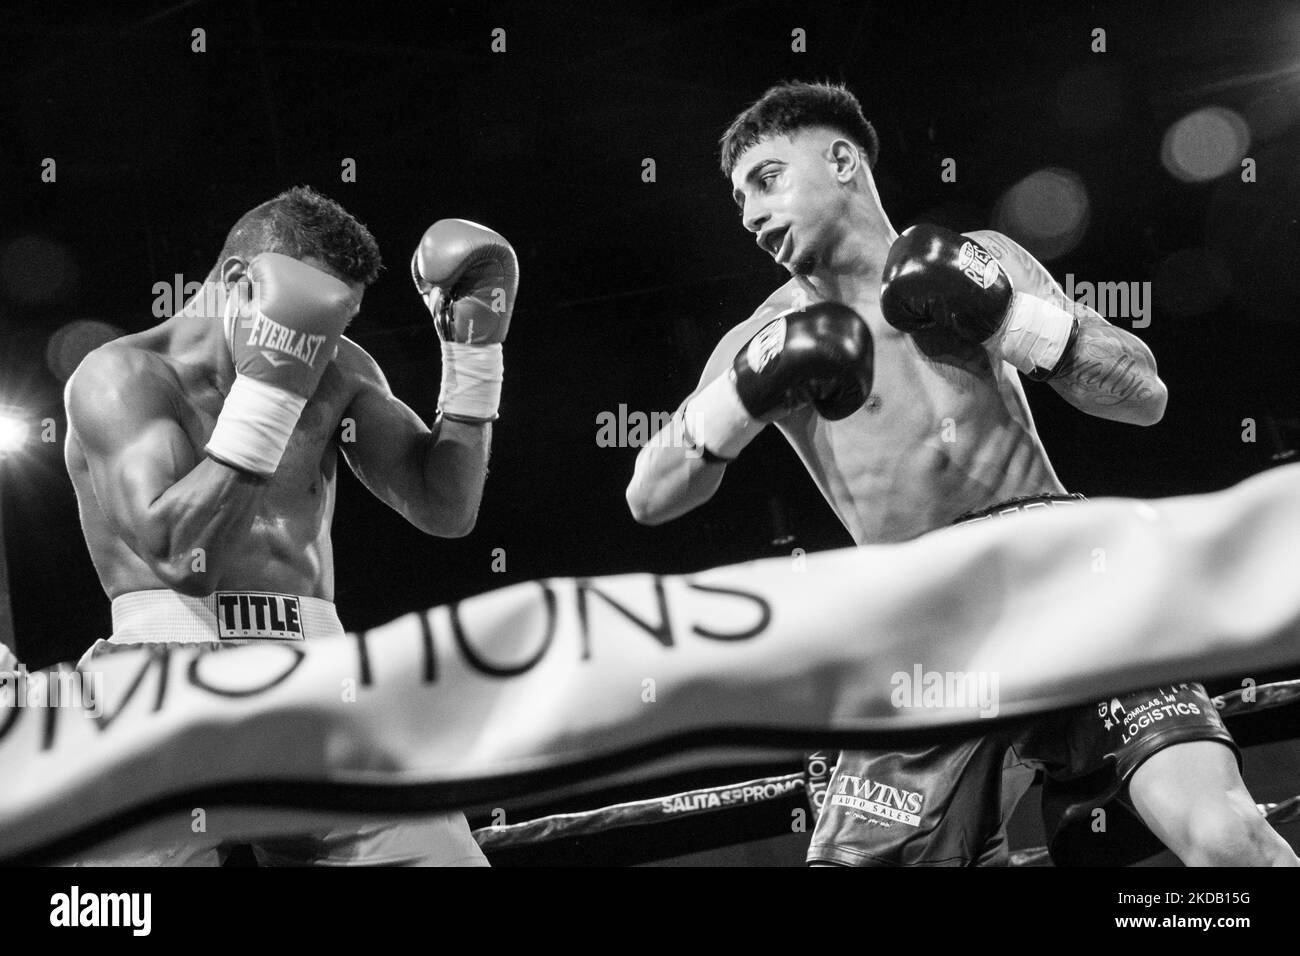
left=881, top=224, right=1077, bottom=380
left=685, top=301, right=874, bottom=460
left=207, top=253, right=357, bottom=478
left=412, top=219, right=519, bottom=422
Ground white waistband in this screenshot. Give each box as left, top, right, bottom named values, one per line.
left=109, top=590, right=345, bottom=645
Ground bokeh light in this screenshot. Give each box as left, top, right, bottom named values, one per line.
left=1160, top=107, right=1250, bottom=183
left=45, top=320, right=123, bottom=383
left=992, top=167, right=1091, bottom=261
left=0, top=407, right=30, bottom=457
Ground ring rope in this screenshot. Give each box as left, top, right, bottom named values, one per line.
left=473, top=773, right=805, bottom=850
left=473, top=681, right=1300, bottom=860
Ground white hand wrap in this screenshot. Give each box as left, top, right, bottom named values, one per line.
left=439, top=342, right=503, bottom=422
left=992, top=293, right=1077, bottom=376
left=682, top=371, right=765, bottom=460
left=205, top=375, right=307, bottom=478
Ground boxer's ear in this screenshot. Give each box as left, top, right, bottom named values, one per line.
left=219, top=255, right=253, bottom=285
left=829, top=138, right=859, bottom=182
left=217, top=256, right=256, bottom=327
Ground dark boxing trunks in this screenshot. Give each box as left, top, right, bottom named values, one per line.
left=807, top=493, right=1238, bottom=867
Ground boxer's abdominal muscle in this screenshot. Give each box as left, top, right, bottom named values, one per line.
left=778, top=316, right=1065, bottom=546
left=69, top=365, right=350, bottom=603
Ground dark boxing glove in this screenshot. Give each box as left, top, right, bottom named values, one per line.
left=881, top=224, right=1078, bottom=380
left=684, top=301, right=874, bottom=460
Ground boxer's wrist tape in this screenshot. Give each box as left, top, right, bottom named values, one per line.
left=676, top=409, right=732, bottom=464
left=992, top=293, right=1078, bottom=379
left=683, top=371, right=764, bottom=461
left=439, top=342, right=503, bottom=422
left=205, top=375, right=308, bottom=479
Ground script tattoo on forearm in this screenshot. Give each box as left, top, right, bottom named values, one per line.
left=972, top=231, right=1164, bottom=413
left=1054, top=323, right=1158, bottom=408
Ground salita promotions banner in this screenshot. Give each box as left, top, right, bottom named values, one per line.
left=2, top=465, right=1299, bottom=862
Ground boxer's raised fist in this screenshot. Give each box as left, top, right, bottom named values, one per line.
left=411, top=219, right=519, bottom=345
left=684, top=301, right=873, bottom=462
left=880, top=224, right=1013, bottom=345
left=733, top=301, right=874, bottom=422
left=228, top=253, right=357, bottom=400
left=208, top=254, right=358, bottom=477
left=880, top=224, right=1078, bottom=379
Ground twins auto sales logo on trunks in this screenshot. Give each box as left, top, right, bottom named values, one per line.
left=1098, top=684, right=1202, bottom=745
left=957, top=241, right=1002, bottom=290
left=828, top=774, right=925, bottom=828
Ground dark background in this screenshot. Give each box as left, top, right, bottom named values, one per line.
left=2, top=0, right=1298, bottom=668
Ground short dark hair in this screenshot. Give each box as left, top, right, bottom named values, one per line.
left=216, top=185, right=382, bottom=286
left=719, top=81, right=880, bottom=177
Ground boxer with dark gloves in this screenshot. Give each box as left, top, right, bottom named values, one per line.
left=61, top=186, right=514, bottom=866
left=628, top=81, right=1295, bottom=867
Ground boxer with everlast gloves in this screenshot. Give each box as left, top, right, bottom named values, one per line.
left=62, top=186, right=516, bottom=865
left=628, top=81, right=1295, bottom=866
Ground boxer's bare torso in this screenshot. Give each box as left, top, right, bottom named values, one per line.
left=65, top=322, right=371, bottom=601
left=701, top=273, right=1064, bottom=546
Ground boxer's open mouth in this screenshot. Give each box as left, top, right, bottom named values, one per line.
left=760, top=226, right=788, bottom=259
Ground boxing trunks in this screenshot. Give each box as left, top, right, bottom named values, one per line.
left=807, top=493, right=1239, bottom=866
left=63, top=589, right=488, bottom=867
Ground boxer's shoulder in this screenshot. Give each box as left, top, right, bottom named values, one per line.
left=752, top=276, right=814, bottom=323
left=64, top=341, right=188, bottom=460
left=696, top=279, right=814, bottom=387
left=329, top=335, right=388, bottom=395
left=963, top=229, right=1059, bottom=299
left=721, top=278, right=811, bottom=346
left=66, top=337, right=182, bottom=412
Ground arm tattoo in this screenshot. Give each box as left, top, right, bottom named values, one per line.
left=971, top=230, right=1164, bottom=415
left=1052, top=319, right=1158, bottom=408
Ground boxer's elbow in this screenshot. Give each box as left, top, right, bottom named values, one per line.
left=435, top=518, right=477, bottom=539
left=627, top=464, right=714, bottom=525
left=134, top=531, right=212, bottom=596
left=626, top=482, right=662, bottom=525
left=1146, top=381, right=1169, bottom=425
left=628, top=485, right=695, bottom=526
left=1131, top=380, right=1168, bottom=426
left=626, top=452, right=671, bottom=525
left=153, top=560, right=212, bottom=598
left=413, top=504, right=478, bottom=538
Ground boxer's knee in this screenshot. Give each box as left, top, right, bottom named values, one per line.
left=1130, top=741, right=1296, bottom=866
left=1175, top=791, right=1294, bottom=866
